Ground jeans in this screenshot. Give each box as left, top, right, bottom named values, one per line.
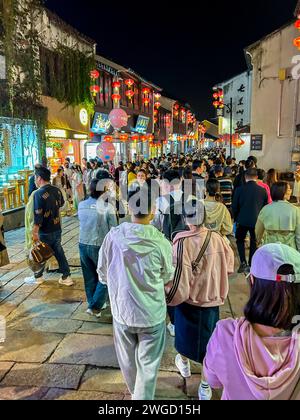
left=236, top=225, right=257, bottom=265
left=113, top=320, right=166, bottom=400
left=79, top=243, right=107, bottom=311
left=167, top=306, right=175, bottom=325
left=39, top=230, right=70, bottom=279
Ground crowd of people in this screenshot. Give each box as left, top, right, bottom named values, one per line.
left=2, top=146, right=300, bottom=400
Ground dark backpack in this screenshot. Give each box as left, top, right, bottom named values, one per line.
left=162, top=195, right=189, bottom=242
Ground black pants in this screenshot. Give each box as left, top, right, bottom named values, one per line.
left=236, top=225, right=257, bottom=266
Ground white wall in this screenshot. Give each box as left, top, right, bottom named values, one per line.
left=247, top=23, right=299, bottom=172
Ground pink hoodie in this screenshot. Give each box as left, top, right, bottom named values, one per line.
left=165, top=227, right=234, bottom=307
left=203, top=318, right=300, bottom=400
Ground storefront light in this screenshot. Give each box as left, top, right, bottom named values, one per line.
left=80, top=109, right=89, bottom=126
left=45, top=129, right=67, bottom=138
left=73, top=134, right=88, bottom=139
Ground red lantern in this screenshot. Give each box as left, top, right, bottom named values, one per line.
left=295, top=20, right=300, bottom=30
left=112, top=94, right=121, bottom=102
left=90, top=85, right=100, bottom=96
left=163, top=140, right=168, bottom=145
left=213, top=101, right=219, bottom=108
left=143, top=97, right=150, bottom=106
left=131, top=135, right=139, bottom=142
left=90, top=69, right=100, bottom=79
left=218, top=89, right=224, bottom=98
left=174, top=110, right=179, bottom=117
left=213, top=92, right=219, bottom=99
left=154, top=92, right=161, bottom=100
left=119, top=134, right=128, bottom=142
left=154, top=117, right=158, bottom=124
left=125, top=90, right=135, bottom=99
left=147, top=134, right=154, bottom=141
left=125, top=79, right=134, bottom=87
left=142, top=87, right=150, bottom=95
left=154, top=102, right=161, bottom=109
left=140, top=135, right=147, bottom=142
left=153, top=109, right=158, bottom=116
left=294, top=37, right=300, bottom=49
left=112, top=81, right=121, bottom=89
left=104, top=135, right=113, bottom=142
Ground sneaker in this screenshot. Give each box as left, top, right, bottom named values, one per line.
left=198, top=382, right=212, bottom=400
left=58, top=276, right=74, bottom=286
left=175, top=354, right=191, bottom=378
left=238, top=262, right=250, bottom=274
left=86, top=308, right=102, bottom=318
left=24, top=276, right=44, bottom=285
left=167, top=322, right=175, bottom=337
left=101, top=302, right=108, bottom=310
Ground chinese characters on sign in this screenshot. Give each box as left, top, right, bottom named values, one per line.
left=236, top=83, right=246, bottom=129
left=91, top=113, right=111, bottom=134
left=135, top=115, right=150, bottom=133
left=251, top=134, right=263, bottom=151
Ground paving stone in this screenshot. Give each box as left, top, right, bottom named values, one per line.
left=71, top=303, right=112, bottom=324
left=49, top=333, right=119, bottom=367
left=42, top=388, right=124, bottom=400
left=80, top=368, right=126, bottom=393
left=0, top=362, right=14, bottom=382
left=77, top=322, right=113, bottom=336
left=6, top=298, right=81, bottom=321
left=0, top=386, right=49, bottom=400
left=0, top=330, right=63, bottom=363
left=29, top=287, right=85, bottom=303
left=8, top=317, right=82, bottom=334
left=1, top=363, right=85, bottom=389
left=186, top=374, right=202, bottom=398
left=160, top=335, right=201, bottom=374
left=156, top=371, right=185, bottom=398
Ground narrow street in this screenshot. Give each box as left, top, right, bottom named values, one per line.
left=0, top=217, right=248, bottom=400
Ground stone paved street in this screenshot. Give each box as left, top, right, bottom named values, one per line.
left=0, top=217, right=248, bottom=400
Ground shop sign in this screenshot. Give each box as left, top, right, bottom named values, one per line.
left=73, top=134, right=88, bottom=139
left=79, top=108, right=89, bottom=126
left=250, top=134, right=263, bottom=151
left=91, top=112, right=111, bottom=134
left=135, top=115, right=150, bottom=133
left=45, top=129, right=67, bottom=138
left=96, top=62, right=119, bottom=77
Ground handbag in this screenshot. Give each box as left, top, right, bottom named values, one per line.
left=191, top=230, right=212, bottom=273
left=30, top=241, right=54, bottom=264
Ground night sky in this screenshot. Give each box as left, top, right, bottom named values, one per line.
left=45, top=0, right=296, bottom=120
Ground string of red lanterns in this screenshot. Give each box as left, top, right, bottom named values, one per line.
left=90, top=69, right=100, bottom=97
left=294, top=17, right=300, bottom=49
left=212, top=88, right=224, bottom=109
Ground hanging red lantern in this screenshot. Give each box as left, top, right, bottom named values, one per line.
left=154, top=92, right=161, bottom=100
left=125, top=79, right=134, bottom=87
left=119, top=133, right=129, bottom=142
left=125, top=90, right=135, bottom=100
left=90, top=69, right=100, bottom=79
left=90, top=85, right=100, bottom=96
left=213, top=101, right=219, bottom=108
left=218, top=89, right=224, bottom=98
left=174, top=110, right=179, bottom=117
left=142, top=87, right=150, bottom=95
left=143, top=97, right=150, bottom=106
left=163, top=140, right=168, bottom=145
left=154, top=117, right=158, bottom=124
left=147, top=134, right=154, bottom=141
left=153, top=109, right=158, bottom=116
left=112, top=81, right=121, bottom=89
left=213, top=92, right=219, bottom=99
left=154, top=102, right=161, bottom=109
left=294, top=37, right=300, bottom=49
left=112, top=94, right=121, bottom=102
left=295, top=20, right=300, bottom=30
left=104, top=135, right=113, bottom=142
left=140, top=135, right=147, bottom=142
left=131, top=135, right=139, bottom=142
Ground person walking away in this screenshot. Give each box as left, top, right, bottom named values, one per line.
left=255, top=182, right=300, bottom=251
left=97, top=182, right=174, bottom=400
left=192, top=160, right=206, bottom=200
left=266, top=168, right=278, bottom=190
left=32, top=166, right=73, bottom=286
left=166, top=199, right=234, bottom=400
left=71, top=165, right=85, bottom=212
left=204, top=179, right=233, bottom=236
left=203, top=243, right=300, bottom=400
left=232, top=168, right=268, bottom=273
left=214, top=165, right=233, bottom=211
left=78, top=179, right=118, bottom=317
left=293, top=162, right=300, bottom=204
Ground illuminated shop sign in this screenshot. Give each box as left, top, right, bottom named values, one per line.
left=91, top=113, right=111, bottom=134
left=135, top=115, right=150, bottom=133
left=45, top=129, right=67, bottom=138
left=73, top=134, right=88, bottom=139
left=79, top=108, right=89, bottom=126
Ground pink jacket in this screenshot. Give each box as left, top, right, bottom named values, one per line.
left=204, top=318, right=300, bottom=400
left=165, top=227, right=234, bottom=308
left=257, top=181, right=272, bottom=204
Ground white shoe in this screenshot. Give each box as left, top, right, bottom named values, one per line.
left=58, top=276, right=74, bottom=286
left=24, top=276, right=44, bottom=285
left=198, top=382, right=212, bottom=400
left=86, top=308, right=102, bottom=318
left=101, top=302, right=108, bottom=310
left=175, top=354, right=191, bottom=378
left=167, top=322, right=175, bottom=337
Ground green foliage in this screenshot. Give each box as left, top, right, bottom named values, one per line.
left=46, top=141, right=63, bottom=150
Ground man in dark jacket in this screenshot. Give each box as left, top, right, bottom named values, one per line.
left=232, top=168, right=268, bottom=273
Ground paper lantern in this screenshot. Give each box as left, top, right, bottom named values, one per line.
left=109, top=108, right=128, bottom=129
left=104, top=135, right=113, bottom=142
left=140, top=135, right=147, bottom=142
left=131, top=135, right=139, bottom=142
left=125, top=90, right=135, bottom=100
left=295, top=20, right=300, bottom=30
left=112, top=81, right=121, bottom=89
left=90, top=69, right=100, bottom=79
left=142, top=87, right=150, bottom=95
left=119, top=134, right=129, bottom=142
left=147, top=134, right=154, bottom=141
left=213, top=101, right=219, bottom=108
left=154, top=92, right=161, bottom=100
left=96, top=142, right=116, bottom=161
left=90, top=85, right=100, bottom=96
left=154, top=102, right=161, bottom=109
left=125, top=79, right=134, bottom=87
left=143, top=97, right=150, bottom=106
left=112, top=94, right=121, bottom=102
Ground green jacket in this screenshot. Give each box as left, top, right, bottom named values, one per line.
left=255, top=201, right=300, bottom=251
